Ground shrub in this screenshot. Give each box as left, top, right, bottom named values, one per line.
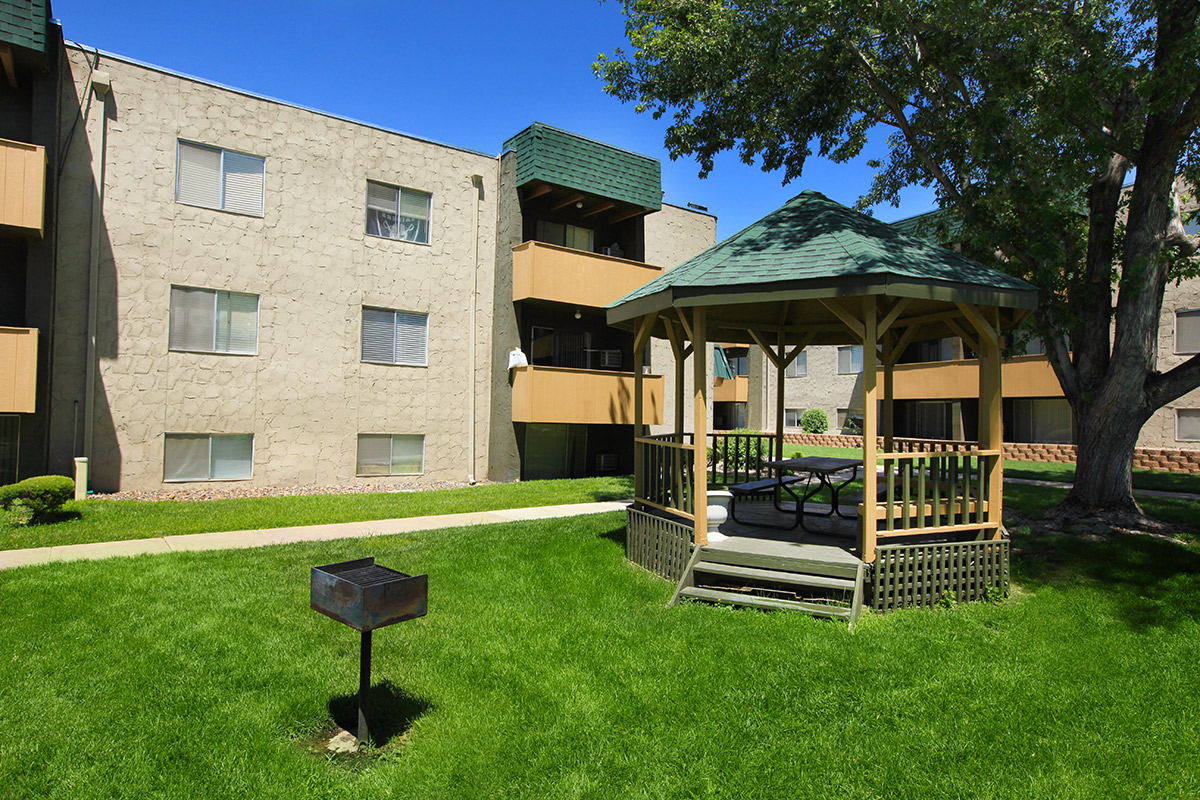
left=800, top=408, right=828, bottom=434
left=0, top=475, right=75, bottom=524
left=722, top=428, right=769, bottom=472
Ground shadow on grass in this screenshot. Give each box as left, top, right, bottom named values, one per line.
left=1012, top=527, right=1200, bottom=631
left=328, top=680, right=432, bottom=746
left=599, top=525, right=627, bottom=549
left=4, top=508, right=83, bottom=527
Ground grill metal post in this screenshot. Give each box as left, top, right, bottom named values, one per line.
left=310, top=557, right=428, bottom=748
left=358, top=630, right=372, bottom=744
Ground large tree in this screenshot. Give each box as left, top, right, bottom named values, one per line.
left=597, top=0, right=1200, bottom=524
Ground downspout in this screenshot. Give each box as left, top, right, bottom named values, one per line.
left=468, top=173, right=482, bottom=484
left=83, top=72, right=110, bottom=474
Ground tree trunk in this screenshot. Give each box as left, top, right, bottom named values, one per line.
left=1063, top=407, right=1142, bottom=516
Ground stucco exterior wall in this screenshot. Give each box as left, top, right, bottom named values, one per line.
left=644, top=203, right=717, bottom=435
left=54, top=47, right=498, bottom=491
left=487, top=151, right=522, bottom=482
left=1144, top=277, right=1200, bottom=451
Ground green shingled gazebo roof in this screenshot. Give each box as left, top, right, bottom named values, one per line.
left=608, top=191, right=1036, bottom=338
left=503, top=123, right=662, bottom=210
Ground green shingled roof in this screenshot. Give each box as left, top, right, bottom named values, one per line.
left=888, top=207, right=963, bottom=242
left=503, top=123, right=662, bottom=210
left=0, top=0, right=48, bottom=55
left=609, top=191, right=1036, bottom=317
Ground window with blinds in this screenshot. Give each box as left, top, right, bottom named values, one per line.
left=1176, top=409, right=1200, bottom=442
left=356, top=434, right=425, bottom=475
left=176, top=141, right=265, bottom=216
left=784, top=408, right=804, bottom=427
left=1176, top=309, right=1200, bottom=354
left=169, top=286, right=259, bottom=354
left=365, top=181, right=431, bottom=243
left=785, top=351, right=807, bottom=378
left=837, top=345, right=863, bottom=374
left=361, top=307, right=428, bottom=365
left=164, top=433, right=253, bottom=481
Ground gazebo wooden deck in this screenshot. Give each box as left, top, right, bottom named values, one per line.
left=608, top=192, right=1035, bottom=624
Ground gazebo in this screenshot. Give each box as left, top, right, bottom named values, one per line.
left=608, top=191, right=1039, bottom=619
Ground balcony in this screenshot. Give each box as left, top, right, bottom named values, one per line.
left=512, top=241, right=663, bottom=308
left=892, top=354, right=1062, bottom=400
left=0, top=327, right=38, bottom=413
left=0, top=138, right=46, bottom=236
left=713, top=375, right=748, bottom=403
left=511, top=365, right=663, bottom=425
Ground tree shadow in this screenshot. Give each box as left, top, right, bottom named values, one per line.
left=9, top=508, right=82, bottom=526
left=599, top=524, right=627, bottom=549
left=1011, top=527, right=1200, bottom=631
left=327, top=680, right=431, bottom=746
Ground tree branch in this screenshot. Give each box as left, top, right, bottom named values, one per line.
left=845, top=39, right=963, bottom=204
left=1145, top=354, right=1200, bottom=408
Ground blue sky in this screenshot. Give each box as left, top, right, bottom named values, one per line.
left=52, top=0, right=938, bottom=239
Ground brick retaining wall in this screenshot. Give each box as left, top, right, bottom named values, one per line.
left=777, top=433, right=1200, bottom=474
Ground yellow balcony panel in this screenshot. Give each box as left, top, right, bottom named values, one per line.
left=0, top=327, right=38, bottom=413
left=893, top=354, right=1063, bottom=400
left=0, top=138, right=46, bottom=236
left=713, top=375, right=748, bottom=403
left=511, top=365, right=663, bottom=425
left=512, top=241, right=663, bottom=308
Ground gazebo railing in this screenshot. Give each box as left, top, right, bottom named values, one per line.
left=637, top=434, right=695, bottom=518
left=707, top=432, right=779, bottom=487
left=871, top=449, right=1001, bottom=537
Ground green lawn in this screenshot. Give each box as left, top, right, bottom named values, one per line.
left=2, top=511, right=1199, bottom=798
left=0, top=476, right=633, bottom=551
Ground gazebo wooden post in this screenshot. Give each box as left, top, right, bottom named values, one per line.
left=978, top=307, right=1004, bottom=537
left=775, top=332, right=786, bottom=461
left=666, top=321, right=687, bottom=508
left=692, top=308, right=709, bottom=546
left=882, top=331, right=895, bottom=452
left=633, top=319, right=645, bottom=504
left=860, top=296, right=879, bottom=563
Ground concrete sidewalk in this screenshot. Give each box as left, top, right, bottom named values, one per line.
left=0, top=500, right=631, bottom=571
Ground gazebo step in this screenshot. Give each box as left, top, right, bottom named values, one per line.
left=678, top=587, right=853, bottom=619
left=698, top=545, right=861, bottom=580
left=693, top=561, right=857, bottom=592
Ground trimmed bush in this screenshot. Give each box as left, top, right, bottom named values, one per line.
left=800, top=408, right=828, bottom=434
left=722, top=428, right=769, bottom=471
left=0, top=475, right=75, bottom=524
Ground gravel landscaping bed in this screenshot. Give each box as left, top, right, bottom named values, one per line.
left=92, top=479, right=486, bottom=502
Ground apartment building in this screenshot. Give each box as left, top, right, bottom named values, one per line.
left=0, top=7, right=715, bottom=491
left=749, top=210, right=1200, bottom=452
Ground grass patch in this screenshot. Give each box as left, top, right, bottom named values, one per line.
left=2, top=512, right=1199, bottom=798
left=1004, top=460, right=1200, bottom=495
left=0, top=476, right=633, bottom=551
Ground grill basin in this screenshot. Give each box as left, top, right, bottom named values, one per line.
left=311, top=557, right=427, bottom=631
left=310, top=557, right=427, bottom=745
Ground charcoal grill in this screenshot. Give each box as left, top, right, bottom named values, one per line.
left=311, top=557, right=427, bottom=745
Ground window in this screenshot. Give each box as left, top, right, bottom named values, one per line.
left=176, top=141, right=264, bottom=216
left=1176, top=309, right=1200, bottom=354
left=1176, top=409, right=1200, bottom=442
left=362, top=307, right=428, bottom=365
left=536, top=220, right=594, bottom=252
left=725, top=347, right=749, bottom=377
left=169, top=286, right=259, bottom=354
left=837, top=345, right=863, bottom=374
left=785, top=351, right=807, bottom=378
left=366, top=181, right=431, bottom=243
left=837, top=408, right=864, bottom=433
left=784, top=408, right=804, bottom=428
left=164, top=433, right=253, bottom=481
left=357, top=434, right=424, bottom=475
left=1008, top=398, right=1073, bottom=443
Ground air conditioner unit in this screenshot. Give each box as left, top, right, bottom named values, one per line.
left=595, top=453, right=618, bottom=472
left=600, top=349, right=622, bottom=369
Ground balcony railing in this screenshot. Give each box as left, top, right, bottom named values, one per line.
left=0, top=138, right=46, bottom=236
left=0, top=327, right=38, bottom=413
left=713, top=375, right=748, bottom=403
left=892, top=354, right=1062, bottom=400
left=510, top=365, right=663, bottom=425
left=512, top=241, right=663, bottom=308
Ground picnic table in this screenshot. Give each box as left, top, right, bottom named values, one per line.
left=730, top=456, right=863, bottom=533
